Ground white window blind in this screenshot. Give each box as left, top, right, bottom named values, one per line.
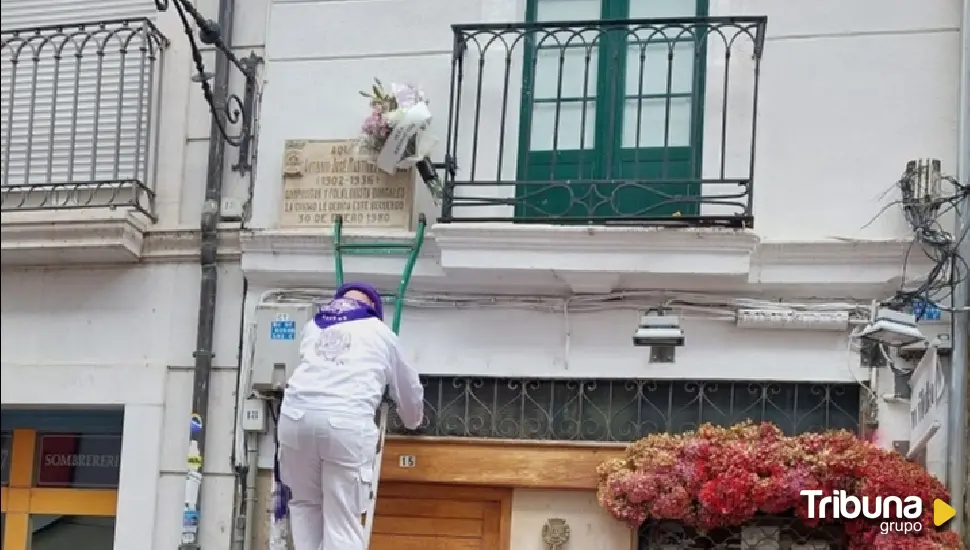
left=1, top=2, right=162, bottom=191
left=0, top=0, right=152, bottom=32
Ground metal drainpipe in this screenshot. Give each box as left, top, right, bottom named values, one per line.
left=947, top=0, right=970, bottom=540
left=240, top=432, right=260, bottom=550
left=182, top=0, right=236, bottom=545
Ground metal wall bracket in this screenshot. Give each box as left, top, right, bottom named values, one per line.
left=154, top=0, right=263, bottom=175
left=649, top=346, right=676, bottom=363
left=893, top=440, right=911, bottom=456
left=859, top=340, right=888, bottom=368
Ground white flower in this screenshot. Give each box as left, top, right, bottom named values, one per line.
left=385, top=108, right=407, bottom=127
left=391, top=82, right=421, bottom=109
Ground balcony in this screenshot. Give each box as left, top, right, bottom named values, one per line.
left=437, top=16, right=766, bottom=229
left=427, top=15, right=766, bottom=291
left=0, top=19, right=167, bottom=265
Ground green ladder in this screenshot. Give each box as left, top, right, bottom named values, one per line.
left=332, top=213, right=427, bottom=335
left=331, top=213, right=427, bottom=548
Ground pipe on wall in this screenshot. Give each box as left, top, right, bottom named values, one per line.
left=947, top=0, right=970, bottom=540
left=239, top=432, right=260, bottom=550
left=184, top=0, right=236, bottom=544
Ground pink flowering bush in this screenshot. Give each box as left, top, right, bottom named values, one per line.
left=596, top=421, right=965, bottom=549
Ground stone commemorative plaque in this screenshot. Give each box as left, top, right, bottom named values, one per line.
left=280, top=139, right=414, bottom=229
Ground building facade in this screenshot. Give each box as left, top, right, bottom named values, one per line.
left=0, top=0, right=254, bottom=549
left=239, top=0, right=967, bottom=550
left=2, top=1, right=967, bottom=550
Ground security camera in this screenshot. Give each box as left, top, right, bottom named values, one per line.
left=633, top=312, right=684, bottom=347
left=855, top=308, right=925, bottom=347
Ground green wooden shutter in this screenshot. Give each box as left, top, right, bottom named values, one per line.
left=517, top=0, right=707, bottom=222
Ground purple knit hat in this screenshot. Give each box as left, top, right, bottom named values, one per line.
left=335, top=281, right=384, bottom=320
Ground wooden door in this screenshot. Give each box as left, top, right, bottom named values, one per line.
left=370, top=483, right=511, bottom=550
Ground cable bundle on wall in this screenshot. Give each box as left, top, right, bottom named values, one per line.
left=260, top=287, right=870, bottom=321
left=888, top=159, right=969, bottom=316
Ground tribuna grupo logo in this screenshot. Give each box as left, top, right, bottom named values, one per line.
left=801, top=490, right=923, bottom=534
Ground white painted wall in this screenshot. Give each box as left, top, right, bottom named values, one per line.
left=510, top=490, right=634, bottom=550
left=2, top=0, right=267, bottom=549
left=249, top=0, right=961, bottom=241
left=240, top=283, right=876, bottom=468
left=0, top=264, right=244, bottom=550
left=242, top=284, right=863, bottom=383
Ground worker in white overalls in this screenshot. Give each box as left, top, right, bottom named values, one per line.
left=278, top=282, right=424, bottom=550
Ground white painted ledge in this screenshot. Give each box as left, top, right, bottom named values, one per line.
left=241, top=225, right=933, bottom=298
left=1, top=208, right=150, bottom=265
left=1, top=209, right=242, bottom=266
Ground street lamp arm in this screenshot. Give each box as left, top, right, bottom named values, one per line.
left=154, top=0, right=262, bottom=174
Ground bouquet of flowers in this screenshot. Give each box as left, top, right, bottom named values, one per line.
left=596, top=421, right=964, bottom=549
left=360, top=78, right=441, bottom=200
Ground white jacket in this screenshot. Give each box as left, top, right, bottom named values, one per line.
left=283, top=317, right=424, bottom=429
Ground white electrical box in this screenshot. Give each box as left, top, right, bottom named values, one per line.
left=250, top=303, right=314, bottom=392
left=241, top=398, right=267, bottom=432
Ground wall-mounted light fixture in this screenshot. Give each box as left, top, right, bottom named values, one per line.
left=153, top=0, right=263, bottom=174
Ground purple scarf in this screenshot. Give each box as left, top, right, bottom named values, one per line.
left=313, top=282, right=384, bottom=329
left=276, top=282, right=384, bottom=522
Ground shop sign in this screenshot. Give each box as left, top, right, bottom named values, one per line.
left=909, top=345, right=947, bottom=448
left=36, top=433, right=123, bottom=489
left=1, top=432, right=10, bottom=485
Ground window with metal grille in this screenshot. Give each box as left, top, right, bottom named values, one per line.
left=388, top=378, right=862, bottom=441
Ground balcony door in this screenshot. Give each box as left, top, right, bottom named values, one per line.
left=516, top=0, right=707, bottom=222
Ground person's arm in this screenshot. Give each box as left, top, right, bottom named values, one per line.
left=384, top=330, right=424, bottom=430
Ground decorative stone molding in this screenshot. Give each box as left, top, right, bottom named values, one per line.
left=1, top=208, right=242, bottom=266
left=1, top=209, right=149, bottom=265
left=241, top=225, right=934, bottom=299
left=541, top=518, right=570, bottom=549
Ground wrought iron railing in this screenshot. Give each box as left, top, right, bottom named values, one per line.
left=1, top=19, right=168, bottom=220
left=388, top=379, right=861, bottom=441
left=439, top=17, right=767, bottom=227
left=639, top=516, right=845, bottom=549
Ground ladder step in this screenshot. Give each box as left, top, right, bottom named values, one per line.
left=335, top=242, right=415, bottom=256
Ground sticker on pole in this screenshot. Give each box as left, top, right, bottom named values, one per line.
left=270, top=320, right=296, bottom=340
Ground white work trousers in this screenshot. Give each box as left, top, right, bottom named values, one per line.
left=278, top=407, right=379, bottom=550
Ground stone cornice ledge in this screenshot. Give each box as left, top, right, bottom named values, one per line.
left=0, top=209, right=242, bottom=265
left=432, top=223, right=760, bottom=253
left=1, top=209, right=149, bottom=264
left=1, top=208, right=148, bottom=239
left=141, top=222, right=242, bottom=262
left=432, top=223, right=759, bottom=276
left=753, top=239, right=935, bottom=286
left=240, top=228, right=441, bottom=258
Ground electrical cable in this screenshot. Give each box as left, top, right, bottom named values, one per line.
left=259, top=287, right=870, bottom=321
left=858, top=164, right=969, bottom=397
left=882, top=166, right=969, bottom=317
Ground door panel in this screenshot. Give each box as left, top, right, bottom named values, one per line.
left=370, top=484, right=509, bottom=550
left=371, top=535, right=482, bottom=550
left=373, top=515, right=484, bottom=537
left=518, top=0, right=707, bottom=220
